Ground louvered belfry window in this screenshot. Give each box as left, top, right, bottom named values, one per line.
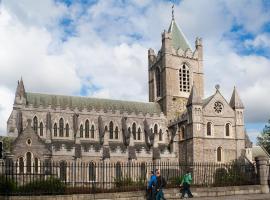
left=179, top=64, right=190, bottom=92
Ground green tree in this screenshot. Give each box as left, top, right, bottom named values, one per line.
left=257, top=119, right=270, bottom=154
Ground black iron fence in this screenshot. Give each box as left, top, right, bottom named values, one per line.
left=0, top=161, right=258, bottom=195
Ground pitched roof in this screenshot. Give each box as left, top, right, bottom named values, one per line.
left=168, top=19, right=192, bottom=51
left=25, top=92, right=162, bottom=115
left=187, top=85, right=202, bottom=106
left=230, top=87, right=244, bottom=109
left=252, top=145, right=270, bottom=160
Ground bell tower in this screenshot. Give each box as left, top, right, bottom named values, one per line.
left=148, top=9, right=204, bottom=120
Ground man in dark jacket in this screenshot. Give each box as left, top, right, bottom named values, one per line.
left=155, top=169, right=167, bottom=200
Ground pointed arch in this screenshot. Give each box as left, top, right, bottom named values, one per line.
left=59, top=118, right=64, bottom=137
left=34, top=157, right=39, bottom=173
left=91, top=125, right=95, bottom=139
left=89, top=161, right=96, bottom=181
left=137, top=127, right=141, bottom=140
left=109, top=121, right=114, bottom=139
left=53, top=123, right=57, bottom=137
left=19, top=157, right=24, bottom=174
left=156, top=67, right=162, bottom=97
left=33, top=116, right=38, bottom=134
left=80, top=124, right=83, bottom=138
left=26, top=152, right=32, bottom=173
left=132, top=123, right=136, bottom=140
left=158, top=129, right=162, bottom=141
left=39, top=122, right=43, bottom=136
left=115, top=126, right=119, bottom=139
left=66, top=123, right=69, bottom=137
left=154, top=124, right=158, bottom=134
left=179, top=63, right=190, bottom=92
left=85, top=120, right=89, bottom=138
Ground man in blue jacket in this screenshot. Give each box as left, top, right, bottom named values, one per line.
left=147, top=169, right=158, bottom=200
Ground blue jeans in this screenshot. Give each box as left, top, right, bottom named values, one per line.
left=156, top=189, right=166, bottom=200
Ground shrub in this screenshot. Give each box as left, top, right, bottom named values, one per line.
left=18, top=177, right=65, bottom=195
left=0, top=175, right=17, bottom=195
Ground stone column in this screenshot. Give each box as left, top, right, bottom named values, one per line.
left=255, top=156, right=269, bottom=193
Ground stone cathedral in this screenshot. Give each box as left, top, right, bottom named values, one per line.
left=6, top=15, right=252, bottom=166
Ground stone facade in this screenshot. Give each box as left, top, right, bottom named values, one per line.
left=6, top=15, right=251, bottom=165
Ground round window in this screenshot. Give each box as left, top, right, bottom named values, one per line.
left=214, top=101, right=223, bottom=114
left=26, top=138, right=32, bottom=146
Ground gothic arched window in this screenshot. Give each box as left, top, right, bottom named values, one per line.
left=89, top=162, right=96, bottom=181
left=154, top=124, right=158, bottom=134
left=225, top=123, right=230, bottom=137
left=80, top=124, right=83, bottom=138
left=26, top=152, right=31, bottom=173
left=179, top=64, right=190, bottom=92
left=34, top=157, right=39, bottom=173
left=132, top=123, right=136, bottom=140
left=53, top=123, right=57, bottom=137
left=109, top=121, right=114, bottom=139
left=156, top=68, right=161, bottom=97
left=115, top=126, right=119, bottom=139
left=59, top=161, right=67, bottom=181
left=39, top=122, right=43, bottom=136
left=91, top=125, right=95, bottom=139
left=85, top=120, right=89, bottom=138
left=19, top=157, right=24, bottom=174
left=138, top=127, right=141, bottom=140
left=33, top=116, right=38, bottom=134
left=59, top=118, right=64, bottom=137
left=116, top=162, right=122, bottom=179
left=207, top=122, right=212, bottom=136
left=217, top=147, right=222, bottom=162
left=159, top=129, right=162, bottom=141
left=66, top=123, right=69, bottom=137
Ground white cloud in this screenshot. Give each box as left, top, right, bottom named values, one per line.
left=245, top=34, right=270, bottom=49
left=0, top=0, right=270, bottom=137
left=0, top=87, right=13, bottom=136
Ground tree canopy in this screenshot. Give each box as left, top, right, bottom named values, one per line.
left=257, top=119, right=270, bottom=154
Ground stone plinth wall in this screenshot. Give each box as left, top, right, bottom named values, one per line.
left=1, top=185, right=263, bottom=200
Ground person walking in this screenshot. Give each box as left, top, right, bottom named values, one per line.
left=155, top=169, right=167, bottom=200
left=180, top=170, right=193, bottom=199
left=147, top=169, right=157, bottom=200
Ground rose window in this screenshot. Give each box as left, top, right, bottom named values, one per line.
left=214, top=102, right=223, bottom=113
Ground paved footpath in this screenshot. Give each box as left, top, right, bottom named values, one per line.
left=190, top=194, right=270, bottom=200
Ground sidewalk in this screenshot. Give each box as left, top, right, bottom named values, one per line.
left=191, top=193, right=270, bottom=200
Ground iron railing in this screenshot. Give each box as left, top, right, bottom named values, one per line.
left=0, top=161, right=258, bottom=195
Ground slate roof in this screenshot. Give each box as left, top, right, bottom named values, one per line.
left=168, top=19, right=192, bottom=51
left=252, top=145, right=270, bottom=160
left=26, top=92, right=161, bottom=115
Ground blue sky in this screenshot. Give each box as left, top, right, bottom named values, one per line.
left=0, top=0, right=270, bottom=144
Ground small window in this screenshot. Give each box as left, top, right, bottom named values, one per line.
left=132, top=123, right=136, bottom=140
left=225, top=123, right=230, bottom=137
left=137, top=128, right=141, bottom=140
left=54, top=123, right=57, bottom=137
left=217, top=147, right=222, bottom=162
left=159, top=129, right=162, bottom=141
left=85, top=120, right=89, bottom=138
left=115, top=126, right=119, bottom=139
left=33, top=116, right=38, bottom=134
left=66, top=124, right=69, bottom=137
left=59, top=118, right=64, bottom=137
left=59, top=161, right=67, bottom=181
left=26, top=152, right=32, bottom=173
left=154, top=124, right=158, bottom=134
left=40, top=122, right=43, bottom=136
left=34, top=157, right=39, bottom=173
left=109, top=121, right=114, bottom=139
left=89, top=162, right=96, bottom=181
left=207, top=122, right=212, bottom=136
left=80, top=125, right=83, bottom=138
left=91, top=125, right=95, bottom=139
left=19, top=157, right=24, bottom=174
